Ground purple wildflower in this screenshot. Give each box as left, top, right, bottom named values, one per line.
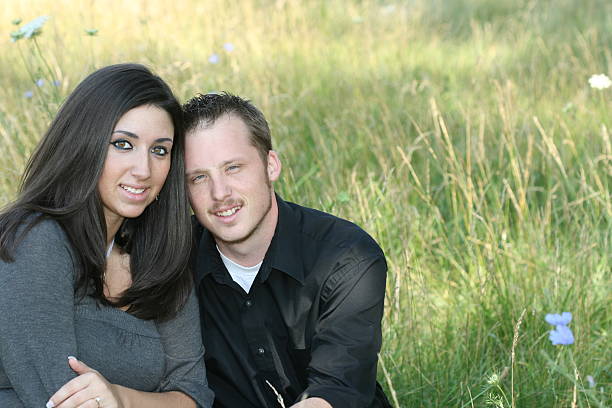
left=586, top=375, right=596, bottom=388
left=545, top=312, right=574, bottom=346
left=548, top=324, right=574, bottom=345
left=545, top=312, right=572, bottom=326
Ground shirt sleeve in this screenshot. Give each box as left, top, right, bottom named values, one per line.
left=0, top=219, right=79, bottom=407
left=299, top=248, right=387, bottom=408
left=156, top=287, right=215, bottom=408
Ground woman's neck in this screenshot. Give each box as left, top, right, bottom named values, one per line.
left=104, top=211, right=124, bottom=247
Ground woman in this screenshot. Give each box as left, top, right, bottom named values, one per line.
left=0, top=64, right=214, bottom=407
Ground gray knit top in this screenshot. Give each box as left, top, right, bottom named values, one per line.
left=0, top=219, right=214, bottom=407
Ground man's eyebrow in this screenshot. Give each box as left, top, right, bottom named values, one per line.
left=185, top=168, right=207, bottom=177
left=112, top=130, right=173, bottom=143
left=220, top=158, right=241, bottom=167
left=185, top=158, right=244, bottom=177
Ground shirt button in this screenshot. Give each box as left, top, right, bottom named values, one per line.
left=245, top=300, right=253, bottom=307
left=257, top=347, right=265, bottom=355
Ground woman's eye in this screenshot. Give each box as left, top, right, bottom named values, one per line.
left=192, top=174, right=207, bottom=183
left=151, top=146, right=169, bottom=156
left=227, top=165, right=240, bottom=172
left=111, top=140, right=133, bottom=150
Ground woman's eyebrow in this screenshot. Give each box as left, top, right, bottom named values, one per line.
left=112, top=130, right=173, bottom=144
left=112, top=130, right=139, bottom=138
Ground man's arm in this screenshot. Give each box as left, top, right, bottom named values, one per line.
left=299, top=251, right=387, bottom=408
left=291, top=397, right=333, bottom=408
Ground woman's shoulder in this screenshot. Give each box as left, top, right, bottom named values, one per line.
left=1, top=214, right=74, bottom=278
left=15, top=214, right=70, bottom=251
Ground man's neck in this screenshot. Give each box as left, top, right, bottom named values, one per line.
left=215, top=194, right=279, bottom=267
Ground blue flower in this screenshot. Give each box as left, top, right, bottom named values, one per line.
left=586, top=375, right=596, bottom=388
left=23, top=90, right=34, bottom=99
left=10, top=16, right=49, bottom=42
left=208, top=53, right=220, bottom=64
left=545, top=312, right=572, bottom=326
left=545, top=312, right=574, bottom=346
left=36, top=79, right=45, bottom=87
left=549, top=324, right=574, bottom=345
left=223, top=43, right=235, bottom=52
left=53, top=80, right=61, bottom=87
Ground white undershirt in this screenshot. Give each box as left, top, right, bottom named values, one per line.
left=216, top=245, right=262, bottom=293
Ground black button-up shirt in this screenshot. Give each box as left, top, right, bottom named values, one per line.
left=193, top=196, right=390, bottom=408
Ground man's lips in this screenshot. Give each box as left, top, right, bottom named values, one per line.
left=212, top=205, right=242, bottom=217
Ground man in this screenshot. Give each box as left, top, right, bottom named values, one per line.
left=183, top=92, right=391, bottom=408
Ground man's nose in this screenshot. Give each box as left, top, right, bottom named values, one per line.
left=210, top=176, right=231, bottom=201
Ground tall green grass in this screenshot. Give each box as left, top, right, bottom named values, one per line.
left=1, top=0, right=610, bottom=406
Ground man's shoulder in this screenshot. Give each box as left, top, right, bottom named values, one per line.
left=282, top=199, right=384, bottom=259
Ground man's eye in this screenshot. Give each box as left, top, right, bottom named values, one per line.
left=192, top=174, right=207, bottom=183
left=110, top=140, right=133, bottom=150
left=151, top=146, right=169, bottom=156
left=227, top=165, right=240, bottom=172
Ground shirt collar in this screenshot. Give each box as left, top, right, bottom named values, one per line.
left=263, top=194, right=305, bottom=285
left=193, top=225, right=232, bottom=285
left=193, top=194, right=305, bottom=285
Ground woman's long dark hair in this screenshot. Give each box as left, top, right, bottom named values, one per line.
left=0, top=63, right=192, bottom=321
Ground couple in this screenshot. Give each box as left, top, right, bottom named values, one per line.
left=0, top=64, right=390, bottom=408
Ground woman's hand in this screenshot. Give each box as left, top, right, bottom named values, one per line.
left=46, top=357, right=123, bottom=408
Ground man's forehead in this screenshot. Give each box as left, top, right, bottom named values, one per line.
left=185, top=124, right=260, bottom=168
left=186, top=112, right=247, bottom=136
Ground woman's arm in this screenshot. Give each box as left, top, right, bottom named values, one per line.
left=0, top=220, right=79, bottom=407
left=114, top=386, right=194, bottom=408
left=48, top=357, right=195, bottom=408
left=48, top=289, right=213, bottom=408
left=155, top=288, right=214, bottom=407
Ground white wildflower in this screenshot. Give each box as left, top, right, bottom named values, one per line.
left=588, top=74, right=611, bottom=90
left=10, top=15, right=49, bottom=42
left=381, top=5, right=397, bottom=15
left=486, top=373, right=499, bottom=385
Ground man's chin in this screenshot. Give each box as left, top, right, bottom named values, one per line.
left=211, top=224, right=260, bottom=246
left=215, top=232, right=250, bottom=246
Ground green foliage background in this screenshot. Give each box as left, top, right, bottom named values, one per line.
left=1, top=0, right=610, bottom=406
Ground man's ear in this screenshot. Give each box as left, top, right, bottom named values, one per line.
left=267, top=150, right=281, bottom=182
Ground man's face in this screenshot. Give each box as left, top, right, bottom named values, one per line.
left=185, top=114, right=281, bottom=247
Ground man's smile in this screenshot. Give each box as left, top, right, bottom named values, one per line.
left=213, top=204, right=242, bottom=218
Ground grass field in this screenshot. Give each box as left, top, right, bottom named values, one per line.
left=1, top=0, right=610, bottom=406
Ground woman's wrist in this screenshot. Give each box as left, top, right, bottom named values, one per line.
left=111, top=383, right=128, bottom=408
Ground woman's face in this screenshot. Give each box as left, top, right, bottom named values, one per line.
left=98, top=104, right=174, bottom=230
